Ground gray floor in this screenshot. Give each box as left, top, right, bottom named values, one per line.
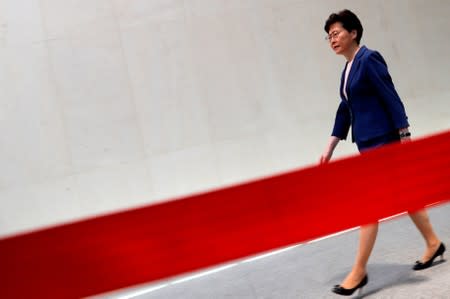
left=104, top=203, right=450, bottom=299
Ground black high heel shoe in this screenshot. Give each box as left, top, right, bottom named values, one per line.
left=332, top=275, right=368, bottom=296
left=413, top=242, right=446, bottom=270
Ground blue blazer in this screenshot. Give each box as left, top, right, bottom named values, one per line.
left=331, top=46, right=409, bottom=143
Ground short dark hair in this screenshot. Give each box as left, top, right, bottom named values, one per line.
left=324, top=9, right=363, bottom=44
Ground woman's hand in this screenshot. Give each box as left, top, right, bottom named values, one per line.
left=399, top=128, right=411, bottom=143
left=400, top=136, right=411, bottom=143
left=319, top=136, right=340, bottom=164
left=319, top=150, right=333, bottom=164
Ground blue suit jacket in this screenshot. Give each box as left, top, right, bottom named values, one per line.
left=331, top=46, right=409, bottom=143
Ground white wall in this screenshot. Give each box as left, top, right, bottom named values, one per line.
left=1, top=0, right=449, bottom=237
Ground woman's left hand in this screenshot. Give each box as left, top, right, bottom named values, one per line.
left=400, top=136, right=411, bottom=143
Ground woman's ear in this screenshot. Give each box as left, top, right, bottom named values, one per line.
left=351, top=29, right=358, bottom=41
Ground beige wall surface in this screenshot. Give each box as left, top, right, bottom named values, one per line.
left=0, top=0, right=449, bottom=237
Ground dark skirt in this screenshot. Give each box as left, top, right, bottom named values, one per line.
left=357, top=131, right=400, bottom=153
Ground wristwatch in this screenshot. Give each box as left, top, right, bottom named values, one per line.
left=399, top=132, right=411, bottom=138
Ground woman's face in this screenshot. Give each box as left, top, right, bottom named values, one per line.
left=327, top=22, right=357, bottom=55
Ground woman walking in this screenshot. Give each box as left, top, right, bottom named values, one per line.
left=320, top=9, right=446, bottom=296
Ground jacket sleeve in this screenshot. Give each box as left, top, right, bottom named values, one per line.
left=365, top=51, right=409, bottom=129
left=331, top=101, right=351, bottom=140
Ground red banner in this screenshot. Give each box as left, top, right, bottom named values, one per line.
left=1, top=130, right=449, bottom=299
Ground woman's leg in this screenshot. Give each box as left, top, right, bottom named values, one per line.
left=409, top=209, right=441, bottom=261
left=340, top=223, right=378, bottom=288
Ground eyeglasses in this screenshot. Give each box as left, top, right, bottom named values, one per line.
left=325, top=31, right=342, bottom=42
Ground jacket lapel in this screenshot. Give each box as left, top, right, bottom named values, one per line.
left=345, top=46, right=366, bottom=101
left=340, top=64, right=347, bottom=101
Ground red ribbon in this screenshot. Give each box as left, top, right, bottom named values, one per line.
left=1, top=130, right=449, bottom=299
